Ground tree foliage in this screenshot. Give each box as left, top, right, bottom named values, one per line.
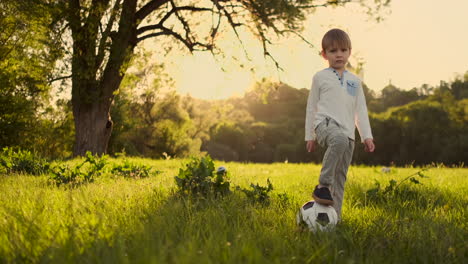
left=203, top=74, right=468, bottom=165
left=0, top=0, right=64, bottom=150
left=108, top=62, right=201, bottom=158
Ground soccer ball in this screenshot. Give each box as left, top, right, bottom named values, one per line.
left=216, top=166, right=227, bottom=175
left=296, top=200, right=338, bottom=232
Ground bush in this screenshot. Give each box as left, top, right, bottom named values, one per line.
left=175, top=155, right=230, bottom=197
left=0, top=147, right=50, bottom=175
left=111, top=159, right=157, bottom=179
left=366, top=168, right=430, bottom=202
left=239, top=179, right=274, bottom=204
left=49, top=152, right=107, bottom=187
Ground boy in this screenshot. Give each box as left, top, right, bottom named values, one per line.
left=305, top=28, right=375, bottom=220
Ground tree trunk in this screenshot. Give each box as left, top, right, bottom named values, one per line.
left=70, top=44, right=134, bottom=157
left=68, top=0, right=137, bottom=156
left=72, top=96, right=113, bottom=156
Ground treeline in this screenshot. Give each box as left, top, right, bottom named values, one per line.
left=14, top=67, right=465, bottom=166
left=1, top=58, right=467, bottom=166
left=202, top=77, right=468, bottom=166
left=109, top=73, right=468, bottom=166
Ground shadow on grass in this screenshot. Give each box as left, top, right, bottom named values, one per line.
left=36, top=189, right=346, bottom=264
left=347, top=181, right=467, bottom=212
left=20, top=185, right=466, bottom=264
left=340, top=183, right=466, bottom=263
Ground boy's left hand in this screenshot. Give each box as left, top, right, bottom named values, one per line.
left=364, top=138, right=375, bottom=152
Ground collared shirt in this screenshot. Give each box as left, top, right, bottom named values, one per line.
left=305, top=68, right=373, bottom=142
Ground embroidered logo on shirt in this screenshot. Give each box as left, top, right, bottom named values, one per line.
left=346, top=80, right=358, bottom=96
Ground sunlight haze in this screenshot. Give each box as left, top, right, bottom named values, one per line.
left=161, top=0, right=468, bottom=99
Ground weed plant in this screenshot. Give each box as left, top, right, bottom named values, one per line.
left=175, top=156, right=230, bottom=197
left=239, top=178, right=274, bottom=204
left=111, top=159, right=156, bottom=179
left=0, top=147, right=50, bottom=175
left=48, top=152, right=107, bottom=187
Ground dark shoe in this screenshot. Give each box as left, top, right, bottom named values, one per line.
left=313, top=185, right=334, bottom=205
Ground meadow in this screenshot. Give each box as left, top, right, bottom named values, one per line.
left=0, top=156, right=466, bottom=264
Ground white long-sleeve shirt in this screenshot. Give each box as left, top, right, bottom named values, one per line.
left=305, top=68, right=373, bottom=142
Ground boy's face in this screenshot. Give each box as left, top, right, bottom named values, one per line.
left=321, top=45, right=351, bottom=72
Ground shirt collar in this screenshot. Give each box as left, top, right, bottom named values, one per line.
left=326, top=67, right=347, bottom=73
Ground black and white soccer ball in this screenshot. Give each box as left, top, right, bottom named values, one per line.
left=216, top=166, right=227, bottom=175
left=296, top=200, right=338, bottom=232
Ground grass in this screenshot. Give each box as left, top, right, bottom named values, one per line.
left=0, top=158, right=466, bottom=263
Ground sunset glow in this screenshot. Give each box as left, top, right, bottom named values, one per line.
left=153, top=0, right=468, bottom=99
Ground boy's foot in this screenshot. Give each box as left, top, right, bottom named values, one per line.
left=313, top=185, right=334, bottom=205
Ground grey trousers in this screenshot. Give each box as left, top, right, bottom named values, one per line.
left=315, top=118, right=355, bottom=219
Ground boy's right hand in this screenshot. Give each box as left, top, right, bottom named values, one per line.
left=306, top=140, right=316, bottom=152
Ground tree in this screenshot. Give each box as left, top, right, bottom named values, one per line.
left=108, top=60, right=202, bottom=157
left=450, top=71, right=468, bottom=100
left=59, top=0, right=391, bottom=156
left=379, top=83, right=421, bottom=111
left=0, top=0, right=63, bottom=149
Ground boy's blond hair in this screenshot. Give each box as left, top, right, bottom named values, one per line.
left=321, top=28, right=352, bottom=51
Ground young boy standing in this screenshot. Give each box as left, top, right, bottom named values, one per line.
left=305, top=28, right=375, bottom=220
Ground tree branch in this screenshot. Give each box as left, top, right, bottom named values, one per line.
left=140, top=26, right=190, bottom=49
left=84, top=0, right=111, bottom=33
left=211, top=0, right=250, bottom=59
left=136, top=2, right=215, bottom=52
left=136, top=6, right=212, bottom=36
left=68, top=0, right=82, bottom=33
left=96, top=0, right=122, bottom=69
left=137, top=26, right=211, bottom=52
left=256, top=23, right=284, bottom=72
left=48, top=74, right=73, bottom=84
left=83, top=0, right=110, bottom=45
left=279, top=30, right=314, bottom=48
left=298, top=0, right=354, bottom=8
left=209, top=5, right=222, bottom=47
left=135, top=0, right=170, bottom=23
left=136, top=31, right=166, bottom=43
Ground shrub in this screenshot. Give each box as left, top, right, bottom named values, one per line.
left=366, top=168, right=430, bottom=201
left=49, top=152, right=107, bottom=187
left=111, top=159, right=156, bottom=179
left=0, top=147, right=50, bottom=175
left=175, top=155, right=230, bottom=197
left=239, top=179, right=274, bottom=204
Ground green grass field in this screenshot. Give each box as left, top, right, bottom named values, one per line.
left=0, top=158, right=466, bottom=263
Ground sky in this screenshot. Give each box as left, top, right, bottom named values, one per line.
left=158, top=0, right=468, bottom=100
